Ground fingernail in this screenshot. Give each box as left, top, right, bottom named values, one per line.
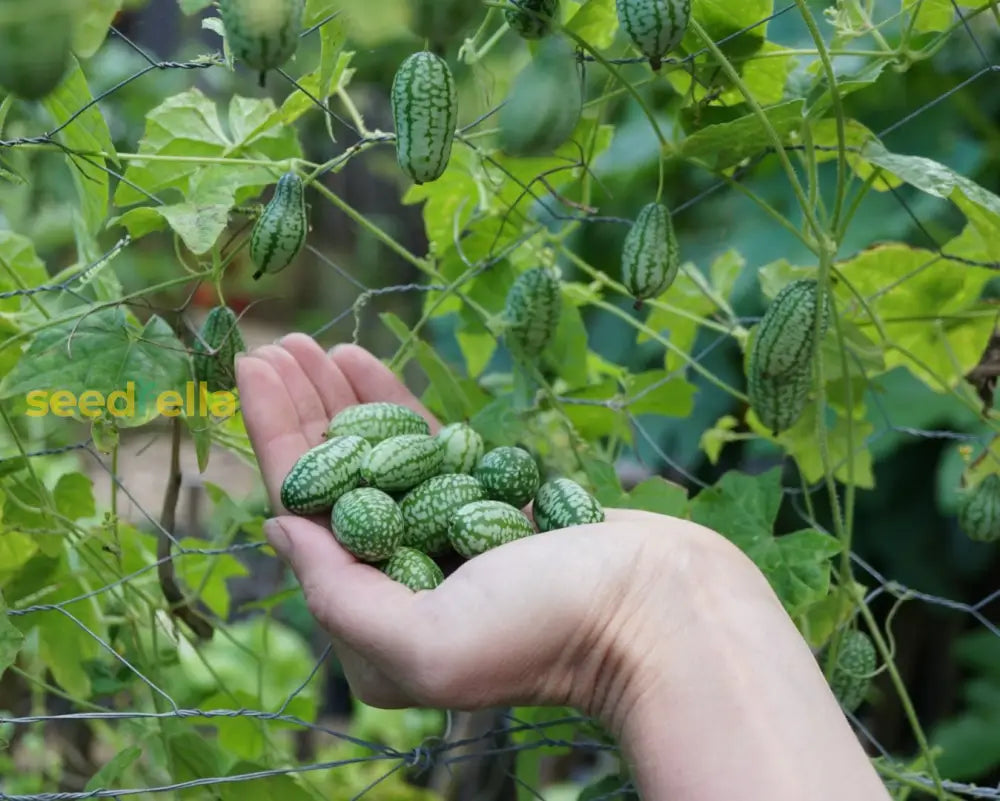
left=264, top=518, right=291, bottom=559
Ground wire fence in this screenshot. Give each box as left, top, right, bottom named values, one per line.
left=2, top=1, right=1000, bottom=799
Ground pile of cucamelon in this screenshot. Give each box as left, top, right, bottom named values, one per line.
left=279, top=402, right=605, bottom=590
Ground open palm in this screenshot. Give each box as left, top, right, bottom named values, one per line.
left=236, top=334, right=672, bottom=712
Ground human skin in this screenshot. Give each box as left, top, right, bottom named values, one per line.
left=236, top=334, right=891, bottom=801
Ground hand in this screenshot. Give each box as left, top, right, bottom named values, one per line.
left=235, top=334, right=701, bottom=716
left=237, top=335, right=892, bottom=800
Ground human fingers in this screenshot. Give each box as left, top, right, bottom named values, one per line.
left=236, top=354, right=316, bottom=511
left=278, top=334, right=360, bottom=421
left=252, top=343, right=334, bottom=446
left=328, top=344, right=440, bottom=433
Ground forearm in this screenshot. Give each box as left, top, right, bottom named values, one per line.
left=603, top=525, right=890, bottom=801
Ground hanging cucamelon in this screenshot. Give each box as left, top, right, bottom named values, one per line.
left=192, top=305, right=245, bottom=393
left=219, top=0, right=305, bottom=86
left=391, top=51, right=458, bottom=184
left=621, top=202, right=680, bottom=307
left=615, top=0, right=690, bottom=70
left=250, top=172, right=308, bottom=280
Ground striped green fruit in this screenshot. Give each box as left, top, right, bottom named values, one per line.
left=748, top=362, right=813, bottom=436
left=361, top=434, right=445, bottom=492
left=498, top=36, right=581, bottom=157
left=0, top=0, right=75, bottom=100
left=382, top=546, right=445, bottom=590
left=502, top=267, right=562, bottom=361
left=250, top=172, right=308, bottom=280
left=219, top=0, right=305, bottom=85
left=747, top=279, right=830, bottom=435
left=280, top=435, right=370, bottom=514
left=621, top=202, right=680, bottom=306
left=958, top=473, right=1000, bottom=543
left=504, top=0, right=559, bottom=39
left=825, top=630, right=876, bottom=713
left=332, top=487, right=405, bottom=562
left=448, top=500, right=536, bottom=558
left=192, top=306, right=245, bottom=393
left=533, top=478, right=605, bottom=532
left=399, top=473, right=487, bottom=554
left=437, top=423, right=484, bottom=474
left=328, top=402, right=431, bottom=443
left=615, top=0, right=690, bottom=70
left=391, top=51, right=458, bottom=185
left=474, top=446, right=540, bottom=509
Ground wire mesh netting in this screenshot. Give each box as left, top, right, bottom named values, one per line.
left=3, top=0, right=1000, bottom=799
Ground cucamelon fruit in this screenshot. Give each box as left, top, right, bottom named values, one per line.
left=504, top=0, right=559, bottom=39
left=219, top=0, right=305, bottom=86
left=382, top=547, right=445, bottom=590
left=615, top=0, right=690, bottom=70
left=391, top=51, right=458, bottom=185
left=448, top=500, right=536, bottom=558
left=474, top=446, right=541, bottom=509
left=327, top=402, right=431, bottom=443
left=621, top=202, right=680, bottom=307
left=250, top=172, right=308, bottom=280
left=192, top=306, right=245, bottom=393
left=361, top=434, right=445, bottom=492
left=958, top=473, right=1000, bottom=543
left=0, top=0, right=75, bottom=100
left=750, top=279, right=831, bottom=379
left=825, top=629, right=876, bottom=713
left=399, top=473, right=487, bottom=554
left=502, top=267, right=563, bottom=361
left=332, top=487, right=405, bottom=562
left=280, top=435, right=371, bottom=515
left=498, top=36, right=582, bottom=157
left=747, top=279, right=830, bottom=435
left=533, top=477, right=605, bottom=532
left=437, top=422, right=484, bottom=474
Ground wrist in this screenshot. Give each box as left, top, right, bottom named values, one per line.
left=588, top=516, right=889, bottom=800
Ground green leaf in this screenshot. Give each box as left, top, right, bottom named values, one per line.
left=700, top=414, right=741, bottom=464
left=625, top=371, right=696, bottom=417
left=470, top=396, right=523, bottom=447
left=73, top=0, right=122, bottom=57
left=415, top=342, right=472, bottom=422
left=640, top=264, right=716, bottom=370
left=549, top=300, right=589, bottom=387
left=219, top=761, right=317, bottom=801
left=112, top=89, right=301, bottom=249
left=175, top=537, right=248, bottom=620
left=688, top=468, right=841, bottom=614
left=0, top=307, right=191, bottom=428
left=84, top=746, right=142, bottom=792
left=860, top=139, right=1000, bottom=225
left=43, top=57, right=118, bottom=236
left=167, top=730, right=225, bottom=790
left=54, top=473, right=96, bottom=520
left=692, top=0, right=773, bottom=42
left=0, top=231, right=48, bottom=314
left=746, top=528, right=842, bottom=616
left=32, top=571, right=103, bottom=697
left=625, top=477, right=687, bottom=517
left=904, top=0, right=953, bottom=32
left=565, top=0, right=618, bottom=49
left=0, top=590, right=24, bottom=679
left=178, top=0, right=214, bottom=12
left=680, top=100, right=805, bottom=170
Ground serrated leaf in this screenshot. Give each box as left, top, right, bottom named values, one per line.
left=680, top=100, right=805, bottom=170
left=0, top=308, right=191, bottom=428
left=43, top=57, right=117, bottom=236
left=0, top=231, right=48, bottom=314
left=688, top=468, right=840, bottom=615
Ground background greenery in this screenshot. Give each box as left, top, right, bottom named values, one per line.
left=1, top=0, right=1000, bottom=798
